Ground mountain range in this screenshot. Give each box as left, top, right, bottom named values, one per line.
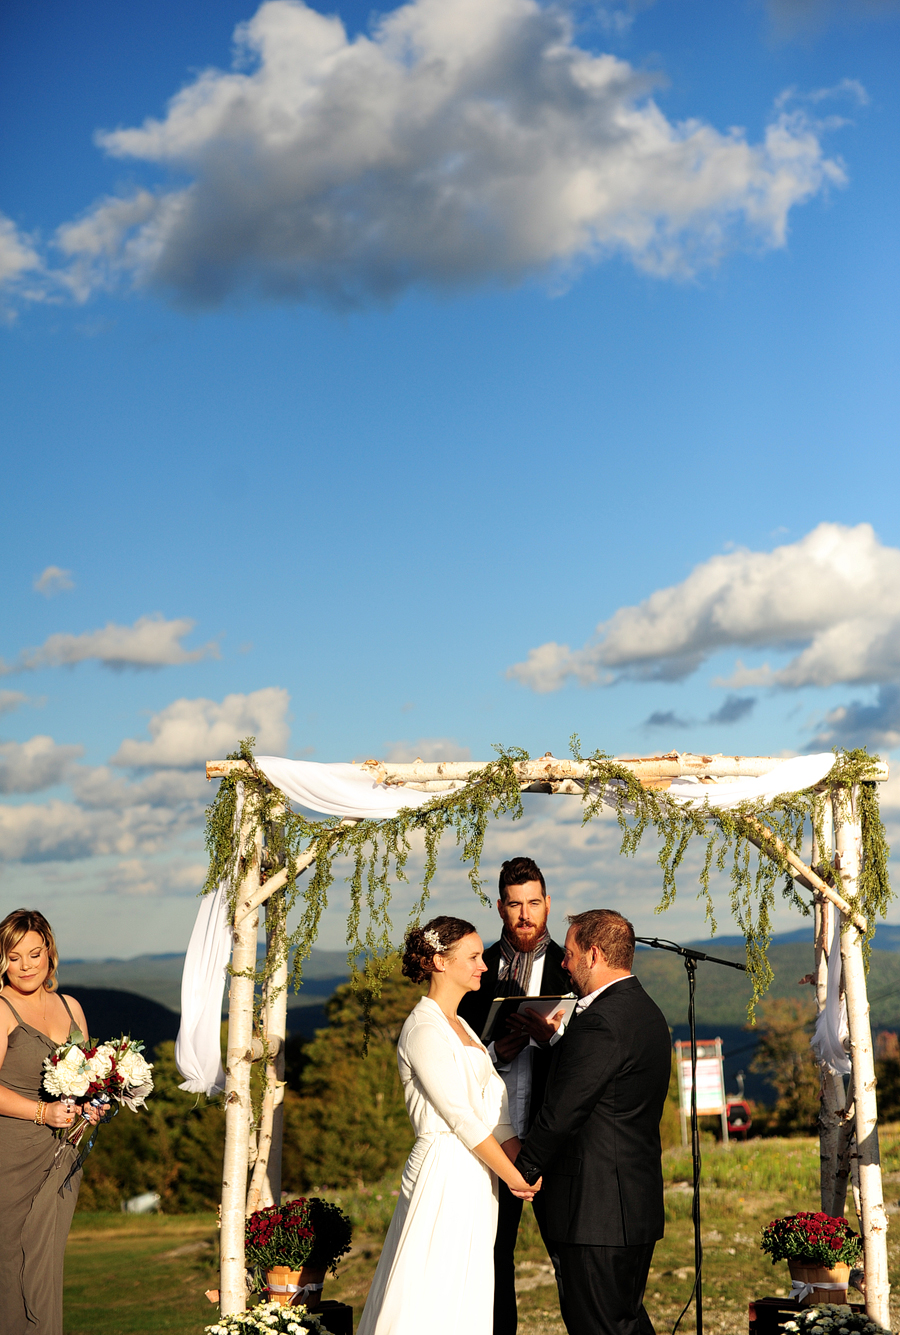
left=57, top=927, right=900, bottom=1102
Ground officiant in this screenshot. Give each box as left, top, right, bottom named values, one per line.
left=458, top=857, right=570, bottom=1335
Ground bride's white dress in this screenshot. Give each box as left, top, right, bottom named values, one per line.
left=358, top=996, right=515, bottom=1335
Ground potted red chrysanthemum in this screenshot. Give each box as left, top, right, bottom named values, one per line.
left=760, top=1212, right=862, bottom=1306
left=245, top=1197, right=352, bottom=1310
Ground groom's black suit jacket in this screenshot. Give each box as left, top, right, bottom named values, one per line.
left=517, top=975, right=671, bottom=1247
left=458, top=938, right=569, bottom=1132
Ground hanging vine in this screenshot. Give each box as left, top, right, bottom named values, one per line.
left=203, top=738, right=891, bottom=1022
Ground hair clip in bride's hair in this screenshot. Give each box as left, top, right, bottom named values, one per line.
left=423, top=928, right=443, bottom=952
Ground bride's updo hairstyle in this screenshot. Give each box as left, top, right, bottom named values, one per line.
left=402, top=916, right=477, bottom=983
left=0, top=908, right=60, bottom=993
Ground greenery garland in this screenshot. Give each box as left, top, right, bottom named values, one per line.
left=203, top=739, right=891, bottom=1029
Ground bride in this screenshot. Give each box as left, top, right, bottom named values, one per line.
left=358, top=916, right=540, bottom=1335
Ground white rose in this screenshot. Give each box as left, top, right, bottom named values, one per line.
left=89, top=1045, right=116, bottom=1080
left=42, top=1059, right=64, bottom=1095
left=56, top=1047, right=91, bottom=1097
left=116, top=1048, right=153, bottom=1087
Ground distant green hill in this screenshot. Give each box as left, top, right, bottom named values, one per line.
left=58, top=947, right=351, bottom=1014
left=635, top=942, right=900, bottom=1030
left=59, top=933, right=900, bottom=1036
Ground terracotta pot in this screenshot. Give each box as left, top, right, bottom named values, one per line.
left=788, top=1258, right=851, bottom=1306
left=266, top=1265, right=327, bottom=1310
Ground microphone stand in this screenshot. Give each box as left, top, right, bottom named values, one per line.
left=635, top=938, right=748, bottom=1335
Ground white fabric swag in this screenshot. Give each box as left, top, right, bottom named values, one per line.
left=811, top=930, right=851, bottom=1077
left=174, top=753, right=836, bottom=1096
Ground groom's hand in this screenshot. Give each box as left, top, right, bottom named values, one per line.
left=510, top=1006, right=565, bottom=1044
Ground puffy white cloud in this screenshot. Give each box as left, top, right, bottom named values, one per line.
left=101, top=857, right=208, bottom=897
left=111, top=687, right=291, bottom=768
left=0, top=796, right=202, bottom=863
left=0, top=215, right=42, bottom=286
left=508, top=523, right=900, bottom=693
left=0, top=737, right=84, bottom=794
left=34, top=566, right=75, bottom=596
left=383, top=737, right=472, bottom=762
left=50, top=0, right=844, bottom=308
left=2, top=614, right=217, bottom=674
left=70, top=765, right=208, bottom=810
left=0, top=691, right=28, bottom=716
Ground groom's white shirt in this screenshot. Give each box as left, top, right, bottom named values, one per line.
left=574, top=973, right=631, bottom=1014
left=488, top=954, right=565, bottom=1136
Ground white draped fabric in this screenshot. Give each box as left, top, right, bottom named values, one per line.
left=174, top=753, right=836, bottom=1095
left=175, top=785, right=244, bottom=1096
left=811, top=930, right=851, bottom=1076
left=664, top=753, right=835, bottom=810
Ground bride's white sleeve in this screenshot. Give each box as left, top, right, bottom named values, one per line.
left=404, top=1022, right=496, bottom=1151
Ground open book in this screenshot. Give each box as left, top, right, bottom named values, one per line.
left=480, top=994, right=578, bottom=1045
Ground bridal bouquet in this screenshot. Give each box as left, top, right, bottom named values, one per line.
left=42, top=1033, right=154, bottom=1150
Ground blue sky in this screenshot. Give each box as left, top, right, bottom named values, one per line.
left=2, top=0, right=899, bottom=962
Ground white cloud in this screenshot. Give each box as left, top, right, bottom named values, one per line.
left=34, top=566, right=75, bottom=596
left=508, top=523, right=900, bottom=693
left=0, top=796, right=203, bottom=864
left=1, top=613, right=217, bottom=674
left=70, top=765, right=208, bottom=810
left=0, top=691, right=29, bottom=716
left=111, top=687, right=291, bottom=768
left=383, top=737, right=472, bottom=762
left=45, top=0, right=845, bottom=308
left=0, top=737, right=84, bottom=794
left=101, top=857, right=208, bottom=897
left=0, top=215, right=42, bottom=290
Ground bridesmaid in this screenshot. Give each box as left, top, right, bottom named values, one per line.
left=0, top=908, right=99, bottom=1335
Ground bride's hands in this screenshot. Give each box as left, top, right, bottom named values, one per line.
left=509, top=1175, right=542, bottom=1200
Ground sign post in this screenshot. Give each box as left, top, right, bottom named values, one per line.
left=676, top=1037, right=728, bottom=1146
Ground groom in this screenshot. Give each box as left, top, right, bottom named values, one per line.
left=516, top=910, right=671, bottom=1335
left=458, top=856, right=570, bottom=1335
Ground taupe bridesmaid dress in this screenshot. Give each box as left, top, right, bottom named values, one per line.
left=0, top=993, right=82, bottom=1335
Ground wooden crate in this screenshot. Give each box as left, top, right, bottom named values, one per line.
left=749, top=1298, right=865, bottom=1335
left=316, top=1299, right=354, bottom=1335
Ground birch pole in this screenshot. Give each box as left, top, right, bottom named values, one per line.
left=220, top=794, right=263, bottom=1315
left=811, top=806, right=849, bottom=1214
left=246, top=885, right=288, bottom=1214
left=815, top=892, right=849, bottom=1214
left=833, top=786, right=890, bottom=1326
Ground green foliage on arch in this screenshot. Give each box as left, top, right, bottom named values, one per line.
left=202, top=738, right=890, bottom=1019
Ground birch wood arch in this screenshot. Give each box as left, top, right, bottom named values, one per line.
left=199, top=748, right=893, bottom=1326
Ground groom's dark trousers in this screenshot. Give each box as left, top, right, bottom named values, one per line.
left=517, top=976, right=671, bottom=1335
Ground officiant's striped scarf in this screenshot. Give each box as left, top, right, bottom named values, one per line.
left=497, top=928, right=550, bottom=997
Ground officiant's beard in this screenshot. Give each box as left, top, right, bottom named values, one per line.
left=504, top=924, right=544, bottom=953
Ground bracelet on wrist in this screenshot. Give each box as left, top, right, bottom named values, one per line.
left=34, top=1099, right=46, bottom=1126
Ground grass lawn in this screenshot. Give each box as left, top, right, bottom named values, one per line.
left=64, top=1130, right=900, bottom=1334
